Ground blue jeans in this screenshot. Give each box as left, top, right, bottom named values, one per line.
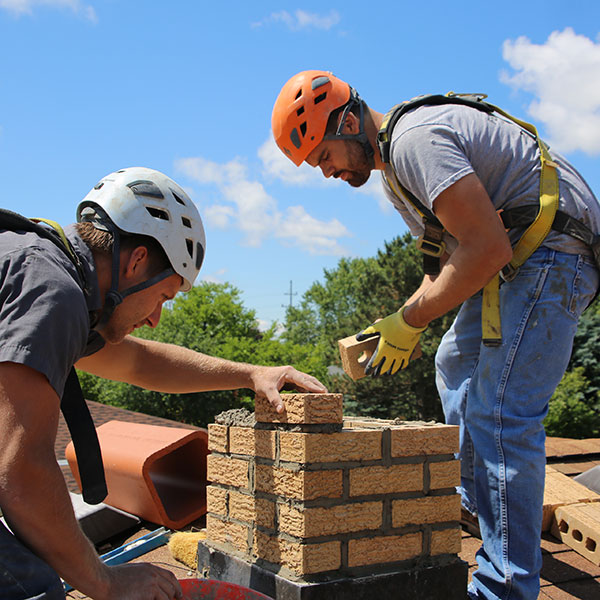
left=0, top=520, right=65, bottom=599
left=435, top=247, right=599, bottom=600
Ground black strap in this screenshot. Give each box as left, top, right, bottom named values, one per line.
left=61, top=369, right=108, bottom=504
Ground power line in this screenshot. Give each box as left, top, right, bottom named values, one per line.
left=283, top=280, right=298, bottom=309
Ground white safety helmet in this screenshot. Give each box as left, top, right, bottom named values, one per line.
left=77, top=167, right=205, bottom=292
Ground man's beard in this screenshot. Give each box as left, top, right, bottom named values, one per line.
left=334, top=140, right=372, bottom=187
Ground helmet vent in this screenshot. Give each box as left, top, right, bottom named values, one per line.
left=181, top=216, right=192, bottom=228
left=146, top=207, right=170, bottom=221
left=94, top=182, right=104, bottom=190
left=314, top=92, right=327, bottom=105
left=300, top=122, right=307, bottom=137
left=295, top=89, right=302, bottom=100
left=196, top=241, right=205, bottom=269
left=129, top=181, right=164, bottom=199
left=171, top=190, right=187, bottom=206
left=290, top=128, right=301, bottom=149
left=296, top=106, right=305, bottom=116
left=185, top=238, right=194, bottom=258
left=311, top=76, right=330, bottom=90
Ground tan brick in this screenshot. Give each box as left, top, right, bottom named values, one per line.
left=206, top=514, right=249, bottom=555
left=337, top=335, right=378, bottom=381
left=430, top=527, right=462, bottom=556
left=229, top=427, right=276, bottom=460
left=279, top=430, right=382, bottom=463
left=253, top=530, right=341, bottom=575
left=255, top=464, right=342, bottom=500
left=255, top=393, right=343, bottom=425
left=208, top=424, right=229, bottom=453
left=392, top=495, right=460, bottom=528
left=279, top=502, right=382, bottom=537
left=229, top=490, right=275, bottom=529
left=543, top=470, right=600, bottom=531
left=349, top=463, right=423, bottom=496
left=206, top=485, right=228, bottom=516
left=552, top=503, right=600, bottom=565
left=391, top=424, right=459, bottom=457
left=348, top=532, right=422, bottom=567
left=429, top=460, right=460, bottom=490
left=207, top=455, right=250, bottom=489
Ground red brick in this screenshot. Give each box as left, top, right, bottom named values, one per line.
left=253, top=530, right=341, bottom=575
left=278, top=502, right=382, bottom=537
left=255, top=393, right=343, bottom=425
left=390, top=424, right=459, bottom=457
left=348, top=532, right=422, bottom=567
left=208, top=424, right=229, bottom=453
left=429, top=460, right=460, bottom=490
left=279, top=429, right=382, bottom=463
left=207, top=455, right=250, bottom=489
left=255, top=464, right=342, bottom=500
left=349, top=463, right=423, bottom=496
left=230, top=427, right=276, bottom=460
left=392, top=495, right=461, bottom=528
left=431, top=527, right=462, bottom=555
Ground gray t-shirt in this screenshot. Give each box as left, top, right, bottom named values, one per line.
left=383, top=103, right=600, bottom=256
left=0, top=224, right=104, bottom=397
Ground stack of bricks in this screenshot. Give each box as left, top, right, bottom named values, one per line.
left=205, top=393, right=462, bottom=583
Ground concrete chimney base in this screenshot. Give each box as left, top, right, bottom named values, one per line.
left=196, top=541, right=468, bottom=600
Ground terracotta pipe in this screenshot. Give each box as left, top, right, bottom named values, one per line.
left=66, top=420, right=209, bottom=529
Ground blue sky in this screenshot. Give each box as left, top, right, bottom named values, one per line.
left=1, top=1, right=599, bottom=328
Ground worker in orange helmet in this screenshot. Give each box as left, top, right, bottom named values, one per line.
left=272, top=70, right=600, bottom=600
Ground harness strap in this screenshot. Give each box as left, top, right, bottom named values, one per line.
left=0, top=209, right=108, bottom=504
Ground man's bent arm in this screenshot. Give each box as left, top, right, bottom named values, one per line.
left=403, top=173, right=512, bottom=328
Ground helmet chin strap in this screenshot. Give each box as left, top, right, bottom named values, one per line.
left=323, top=87, right=375, bottom=169
left=94, top=223, right=175, bottom=330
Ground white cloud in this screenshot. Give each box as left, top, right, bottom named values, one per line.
left=0, top=0, right=97, bottom=21
left=252, top=9, right=340, bottom=31
left=501, top=28, right=600, bottom=155
left=175, top=156, right=351, bottom=256
left=201, top=269, right=227, bottom=285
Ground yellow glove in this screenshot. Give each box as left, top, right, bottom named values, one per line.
left=356, top=308, right=426, bottom=376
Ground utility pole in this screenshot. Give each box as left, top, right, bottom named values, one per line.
left=283, top=280, right=297, bottom=309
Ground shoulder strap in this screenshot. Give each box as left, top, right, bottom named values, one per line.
left=0, top=209, right=107, bottom=504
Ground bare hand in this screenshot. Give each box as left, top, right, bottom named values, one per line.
left=251, top=365, right=327, bottom=413
left=97, top=563, right=182, bottom=600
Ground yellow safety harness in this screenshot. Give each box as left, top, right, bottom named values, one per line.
left=377, top=92, right=560, bottom=346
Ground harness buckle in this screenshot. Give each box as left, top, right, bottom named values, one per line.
left=500, top=262, right=519, bottom=282
left=416, top=235, right=446, bottom=258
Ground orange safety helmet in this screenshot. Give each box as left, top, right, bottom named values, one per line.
left=271, top=70, right=351, bottom=166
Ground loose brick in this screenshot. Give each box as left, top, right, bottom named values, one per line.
left=255, top=393, right=343, bottom=425
left=393, top=495, right=460, bottom=528
left=255, top=464, right=342, bottom=500
left=390, top=424, right=459, bottom=457
left=230, top=427, right=276, bottom=460
left=430, top=527, right=462, bottom=555
left=349, top=463, right=423, bottom=496
left=543, top=470, right=600, bottom=531
left=253, top=530, right=341, bottom=575
left=552, top=503, right=600, bottom=565
left=338, top=335, right=378, bottom=381
left=206, top=485, right=228, bottom=516
left=348, top=532, right=422, bottom=567
left=279, top=429, right=382, bottom=463
left=207, top=455, right=250, bottom=489
left=208, top=424, right=229, bottom=453
left=279, top=502, right=382, bottom=537
left=206, top=514, right=249, bottom=555
left=429, top=460, right=460, bottom=490
left=229, top=490, right=275, bottom=529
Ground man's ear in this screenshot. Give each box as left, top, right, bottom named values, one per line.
left=122, top=246, right=150, bottom=281
left=337, top=110, right=359, bottom=134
